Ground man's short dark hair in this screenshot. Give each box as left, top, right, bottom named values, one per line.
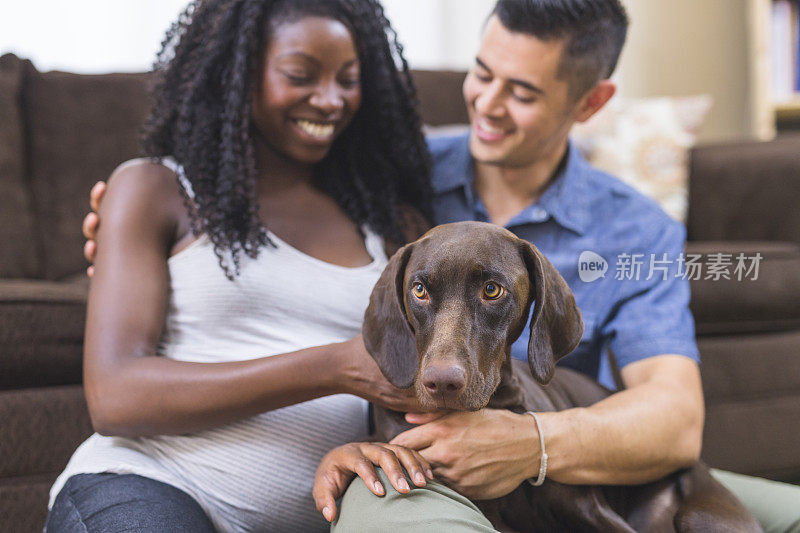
left=492, top=0, right=628, bottom=100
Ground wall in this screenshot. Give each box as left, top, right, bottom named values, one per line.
left=1, top=0, right=765, bottom=142
left=0, top=0, right=189, bottom=73
left=0, top=0, right=492, bottom=74
left=616, top=0, right=764, bottom=142
left=383, top=0, right=493, bottom=70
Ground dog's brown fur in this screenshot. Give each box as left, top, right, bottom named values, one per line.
left=363, top=221, right=761, bottom=532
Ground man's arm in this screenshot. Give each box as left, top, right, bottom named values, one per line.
left=542, top=353, right=703, bottom=484
left=392, top=353, right=703, bottom=499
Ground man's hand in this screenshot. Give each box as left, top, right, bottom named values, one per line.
left=392, top=356, right=703, bottom=493
left=82, top=181, right=107, bottom=275
left=313, top=442, right=433, bottom=522
left=391, top=408, right=540, bottom=500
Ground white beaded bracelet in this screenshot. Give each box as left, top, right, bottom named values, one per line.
left=525, top=411, right=548, bottom=486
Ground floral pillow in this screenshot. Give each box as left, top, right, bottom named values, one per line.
left=570, top=95, right=713, bottom=222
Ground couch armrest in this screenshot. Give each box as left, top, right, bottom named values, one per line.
left=0, top=385, right=93, bottom=532
left=688, top=135, right=800, bottom=245
left=687, top=241, right=800, bottom=336
left=688, top=240, right=800, bottom=482
left=0, top=279, right=86, bottom=390
left=0, top=385, right=92, bottom=478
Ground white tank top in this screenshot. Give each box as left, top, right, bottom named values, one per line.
left=50, top=159, right=388, bottom=532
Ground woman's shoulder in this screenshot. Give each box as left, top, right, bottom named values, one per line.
left=106, top=158, right=186, bottom=200
left=109, top=157, right=180, bottom=187
left=102, top=158, right=189, bottom=231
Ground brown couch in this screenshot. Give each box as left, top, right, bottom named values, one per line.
left=1, top=52, right=799, bottom=531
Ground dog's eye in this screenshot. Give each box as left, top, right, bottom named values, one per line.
left=412, top=282, right=428, bottom=299
left=483, top=282, right=503, bottom=299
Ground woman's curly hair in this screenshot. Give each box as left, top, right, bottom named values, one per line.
left=142, top=0, right=433, bottom=278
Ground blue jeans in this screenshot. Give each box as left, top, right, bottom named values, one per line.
left=45, top=473, right=216, bottom=532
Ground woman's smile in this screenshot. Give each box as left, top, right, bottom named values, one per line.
left=252, top=16, right=362, bottom=164
left=292, top=118, right=337, bottom=142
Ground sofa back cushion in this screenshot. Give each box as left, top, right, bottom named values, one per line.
left=0, top=54, right=41, bottom=278
left=410, top=70, right=469, bottom=126
left=687, top=241, right=800, bottom=335
left=20, top=63, right=151, bottom=280
left=688, top=136, right=800, bottom=245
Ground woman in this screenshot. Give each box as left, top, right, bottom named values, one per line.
left=46, top=0, right=436, bottom=531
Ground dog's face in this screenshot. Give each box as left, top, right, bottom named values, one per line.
left=363, top=221, right=584, bottom=411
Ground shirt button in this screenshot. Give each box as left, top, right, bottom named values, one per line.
left=531, top=207, right=548, bottom=220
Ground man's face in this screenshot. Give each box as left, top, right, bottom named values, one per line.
left=463, top=15, right=582, bottom=168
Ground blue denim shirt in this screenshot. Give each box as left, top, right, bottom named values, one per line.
left=428, top=133, right=699, bottom=389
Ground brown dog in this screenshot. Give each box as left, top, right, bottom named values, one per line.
left=363, top=221, right=761, bottom=532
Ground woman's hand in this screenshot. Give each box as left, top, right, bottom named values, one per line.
left=312, top=442, right=433, bottom=522
left=82, top=181, right=106, bottom=276
left=335, top=335, right=425, bottom=413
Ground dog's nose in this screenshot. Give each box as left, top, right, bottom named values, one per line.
left=422, top=364, right=466, bottom=396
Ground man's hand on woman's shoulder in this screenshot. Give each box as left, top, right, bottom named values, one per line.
left=83, top=180, right=106, bottom=276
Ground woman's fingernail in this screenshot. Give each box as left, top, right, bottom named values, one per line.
left=323, top=507, right=332, bottom=521
left=374, top=481, right=384, bottom=495
left=426, top=469, right=434, bottom=479
left=415, top=472, right=426, bottom=485
left=398, top=478, right=410, bottom=491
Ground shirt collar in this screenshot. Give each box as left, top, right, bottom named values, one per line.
left=533, top=141, right=590, bottom=236
left=432, top=134, right=590, bottom=235
left=430, top=134, right=475, bottom=195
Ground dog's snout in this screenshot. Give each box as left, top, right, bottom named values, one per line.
left=422, top=363, right=466, bottom=396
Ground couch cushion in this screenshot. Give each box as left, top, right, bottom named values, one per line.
left=0, top=385, right=92, bottom=479
left=19, top=62, right=151, bottom=280
left=571, top=95, right=713, bottom=223
left=688, top=135, right=800, bottom=245
left=703, top=393, right=800, bottom=483
left=687, top=241, right=800, bottom=335
left=0, top=474, right=57, bottom=533
left=699, top=330, right=800, bottom=482
left=0, top=54, right=41, bottom=278
left=0, top=279, right=87, bottom=390
left=411, top=70, right=468, bottom=126
left=699, top=330, right=800, bottom=402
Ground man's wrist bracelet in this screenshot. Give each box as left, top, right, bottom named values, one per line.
left=526, top=411, right=548, bottom=486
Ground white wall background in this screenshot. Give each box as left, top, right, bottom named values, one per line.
left=0, top=1, right=191, bottom=73
left=0, top=0, right=760, bottom=141
left=0, top=0, right=494, bottom=74
left=616, top=0, right=760, bottom=142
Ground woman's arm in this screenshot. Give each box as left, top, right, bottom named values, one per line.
left=84, top=165, right=419, bottom=437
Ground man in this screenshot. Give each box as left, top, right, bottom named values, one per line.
left=329, top=1, right=800, bottom=530
left=83, top=0, right=800, bottom=530
left=391, top=0, right=704, bottom=494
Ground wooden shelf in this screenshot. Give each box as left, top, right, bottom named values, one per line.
left=775, top=98, right=800, bottom=122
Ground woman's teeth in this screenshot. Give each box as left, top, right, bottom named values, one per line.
left=295, top=119, right=335, bottom=139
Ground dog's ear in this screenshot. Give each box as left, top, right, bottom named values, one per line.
left=362, top=243, right=417, bottom=389
left=520, top=241, right=584, bottom=384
